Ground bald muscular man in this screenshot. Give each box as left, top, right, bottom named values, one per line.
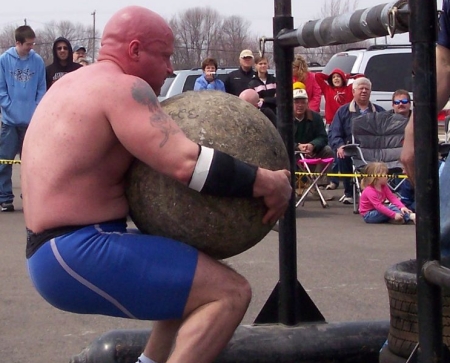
left=21, top=6, right=291, bottom=363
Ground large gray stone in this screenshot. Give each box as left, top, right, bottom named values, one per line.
left=125, top=90, right=288, bottom=259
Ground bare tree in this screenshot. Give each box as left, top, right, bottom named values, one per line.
left=295, top=0, right=370, bottom=66
left=169, top=8, right=255, bottom=69
left=0, top=21, right=100, bottom=65
left=169, top=7, right=223, bottom=69
left=37, top=21, right=100, bottom=65
left=0, top=25, right=18, bottom=54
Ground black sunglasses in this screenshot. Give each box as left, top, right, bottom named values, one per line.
left=56, top=46, right=68, bottom=51
left=393, top=99, right=410, bottom=105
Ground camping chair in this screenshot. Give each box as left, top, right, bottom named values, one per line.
left=342, top=111, right=409, bottom=214
left=295, top=152, right=334, bottom=208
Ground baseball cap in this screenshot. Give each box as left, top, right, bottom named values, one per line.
left=293, top=88, right=308, bottom=100
left=73, top=45, right=86, bottom=52
left=240, top=49, right=254, bottom=59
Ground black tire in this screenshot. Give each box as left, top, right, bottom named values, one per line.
left=384, top=258, right=450, bottom=358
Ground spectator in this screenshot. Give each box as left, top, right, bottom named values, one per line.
left=248, top=55, right=277, bottom=115
left=359, top=162, right=415, bottom=224
left=193, top=57, right=225, bottom=92
left=315, top=69, right=364, bottom=125
left=292, top=55, right=322, bottom=112
left=73, top=45, right=87, bottom=62
left=76, top=58, right=90, bottom=67
left=398, top=176, right=415, bottom=212
left=0, top=25, right=46, bottom=212
left=391, top=89, right=412, bottom=118
left=46, top=37, right=82, bottom=90
left=239, top=89, right=277, bottom=127
left=224, top=49, right=255, bottom=96
left=328, top=77, right=385, bottom=204
left=315, top=68, right=364, bottom=191
left=293, top=88, right=334, bottom=192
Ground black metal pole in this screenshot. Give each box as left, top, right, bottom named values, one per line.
left=274, top=0, right=297, bottom=326
left=409, top=0, right=443, bottom=361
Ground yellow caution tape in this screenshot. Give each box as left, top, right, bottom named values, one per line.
left=296, top=172, right=407, bottom=178
left=0, top=159, right=21, bottom=165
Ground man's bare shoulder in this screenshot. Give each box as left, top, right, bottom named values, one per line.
left=87, top=68, right=158, bottom=110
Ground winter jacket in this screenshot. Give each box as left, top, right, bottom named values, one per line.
left=248, top=73, right=277, bottom=113
left=45, top=37, right=82, bottom=90
left=315, top=69, right=364, bottom=124
left=225, top=67, right=255, bottom=96
left=193, top=74, right=225, bottom=92
left=0, top=47, right=46, bottom=126
left=294, top=109, right=328, bottom=152
left=293, top=72, right=321, bottom=113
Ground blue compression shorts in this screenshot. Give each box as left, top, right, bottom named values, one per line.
left=27, top=219, right=199, bottom=320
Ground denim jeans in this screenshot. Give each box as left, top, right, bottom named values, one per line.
left=0, top=123, right=27, bottom=203
left=440, top=160, right=450, bottom=256
left=363, top=204, right=412, bottom=224
left=338, top=156, right=353, bottom=197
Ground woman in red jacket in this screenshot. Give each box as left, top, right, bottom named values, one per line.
left=292, top=55, right=322, bottom=113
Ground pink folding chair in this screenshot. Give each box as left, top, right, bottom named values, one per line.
left=296, top=153, right=334, bottom=208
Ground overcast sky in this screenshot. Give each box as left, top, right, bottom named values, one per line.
left=0, top=0, right=415, bottom=43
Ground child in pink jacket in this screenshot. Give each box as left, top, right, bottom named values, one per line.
left=359, top=162, right=415, bottom=224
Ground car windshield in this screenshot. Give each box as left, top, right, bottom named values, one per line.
left=323, top=54, right=357, bottom=74
left=159, top=74, right=176, bottom=97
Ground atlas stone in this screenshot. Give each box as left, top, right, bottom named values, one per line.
left=125, top=90, right=289, bottom=259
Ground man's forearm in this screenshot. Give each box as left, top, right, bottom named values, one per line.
left=436, top=45, right=450, bottom=110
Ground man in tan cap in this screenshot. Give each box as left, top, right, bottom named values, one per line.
left=224, top=49, right=255, bottom=96
left=293, top=88, right=334, bottom=197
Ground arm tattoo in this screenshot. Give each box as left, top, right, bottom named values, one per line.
left=131, top=79, right=180, bottom=148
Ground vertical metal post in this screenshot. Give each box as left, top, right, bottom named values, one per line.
left=273, top=0, right=297, bottom=325
left=410, top=0, right=443, bottom=361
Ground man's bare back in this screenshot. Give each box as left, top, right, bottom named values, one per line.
left=22, top=64, right=139, bottom=232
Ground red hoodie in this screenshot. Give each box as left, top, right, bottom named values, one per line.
left=315, top=68, right=363, bottom=124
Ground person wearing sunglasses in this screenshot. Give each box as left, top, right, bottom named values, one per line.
left=45, top=37, right=82, bottom=90
left=391, top=89, right=412, bottom=118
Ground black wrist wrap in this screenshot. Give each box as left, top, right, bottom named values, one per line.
left=202, top=150, right=257, bottom=198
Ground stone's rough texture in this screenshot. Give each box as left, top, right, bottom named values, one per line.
left=125, top=90, right=289, bottom=259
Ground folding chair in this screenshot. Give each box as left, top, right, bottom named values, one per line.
left=342, top=111, right=409, bottom=213
left=295, top=152, right=334, bottom=208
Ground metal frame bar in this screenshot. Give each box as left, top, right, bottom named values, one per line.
left=270, top=0, right=449, bottom=361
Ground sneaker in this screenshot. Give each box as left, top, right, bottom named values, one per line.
left=409, top=213, right=416, bottom=224
left=325, top=182, right=338, bottom=190
left=342, top=196, right=354, bottom=205
left=1, top=201, right=14, bottom=212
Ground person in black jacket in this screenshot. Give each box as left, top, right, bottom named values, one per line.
left=46, top=37, right=82, bottom=90
left=248, top=55, right=277, bottom=115
left=224, top=49, right=255, bottom=96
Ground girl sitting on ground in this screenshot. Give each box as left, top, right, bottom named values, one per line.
left=359, top=162, right=415, bottom=224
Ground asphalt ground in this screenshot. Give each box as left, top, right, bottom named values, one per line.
left=0, top=164, right=417, bottom=363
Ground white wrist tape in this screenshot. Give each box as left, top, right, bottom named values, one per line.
left=188, top=145, right=214, bottom=192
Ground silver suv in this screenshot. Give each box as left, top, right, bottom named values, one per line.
left=322, top=45, right=412, bottom=111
